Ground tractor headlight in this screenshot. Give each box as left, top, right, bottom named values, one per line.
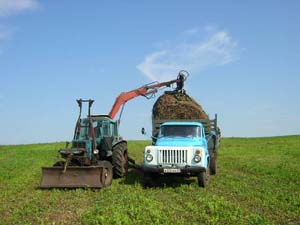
left=194, top=155, right=201, bottom=163
left=93, top=149, right=99, bottom=154
left=146, top=154, right=153, bottom=162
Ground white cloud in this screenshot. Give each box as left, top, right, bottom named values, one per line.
left=137, top=28, right=239, bottom=81
left=0, top=1, right=39, bottom=55
left=0, top=0, right=39, bottom=16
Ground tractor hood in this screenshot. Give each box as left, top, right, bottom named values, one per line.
left=155, top=137, right=205, bottom=147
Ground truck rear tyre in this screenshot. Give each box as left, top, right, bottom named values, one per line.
left=112, top=143, right=128, bottom=178
left=198, top=168, right=210, bottom=187
left=210, top=154, right=217, bottom=175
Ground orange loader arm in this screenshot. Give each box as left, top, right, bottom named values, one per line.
left=108, top=79, right=179, bottom=119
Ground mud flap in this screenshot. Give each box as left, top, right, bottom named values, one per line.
left=40, top=166, right=104, bottom=188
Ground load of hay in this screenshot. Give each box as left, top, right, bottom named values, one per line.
left=152, top=92, right=209, bottom=120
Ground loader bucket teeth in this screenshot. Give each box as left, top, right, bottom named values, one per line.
left=40, top=166, right=106, bottom=188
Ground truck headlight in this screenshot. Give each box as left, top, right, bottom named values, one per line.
left=146, top=154, right=153, bottom=162
left=194, top=155, right=201, bottom=163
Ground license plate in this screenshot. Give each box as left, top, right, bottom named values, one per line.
left=163, top=168, right=181, bottom=173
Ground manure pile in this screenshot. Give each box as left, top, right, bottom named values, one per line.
left=152, top=92, right=209, bottom=120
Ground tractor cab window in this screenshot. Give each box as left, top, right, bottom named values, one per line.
left=94, top=121, right=102, bottom=137
left=110, top=122, right=117, bottom=136
left=102, top=121, right=110, bottom=136
left=92, top=121, right=98, bottom=128
left=113, top=122, right=118, bottom=136
left=79, top=120, right=90, bottom=139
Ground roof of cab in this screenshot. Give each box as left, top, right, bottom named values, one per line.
left=161, top=121, right=203, bottom=127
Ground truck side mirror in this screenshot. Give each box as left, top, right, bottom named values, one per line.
left=141, top=127, right=146, bottom=135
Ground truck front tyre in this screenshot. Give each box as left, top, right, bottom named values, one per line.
left=143, top=172, right=157, bottom=187
left=197, top=168, right=210, bottom=187
left=112, top=143, right=128, bottom=178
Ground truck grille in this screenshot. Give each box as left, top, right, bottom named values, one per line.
left=158, top=149, right=188, bottom=164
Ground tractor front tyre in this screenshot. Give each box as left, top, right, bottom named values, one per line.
left=97, top=160, right=113, bottom=187
left=112, top=143, right=128, bottom=178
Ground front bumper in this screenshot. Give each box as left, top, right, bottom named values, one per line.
left=143, top=165, right=206, bottom=175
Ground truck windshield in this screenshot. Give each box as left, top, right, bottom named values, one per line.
left=159, top=125, right=201, bottom=138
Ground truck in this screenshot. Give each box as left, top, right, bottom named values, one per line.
left=143, top=89, right=221, bottom=187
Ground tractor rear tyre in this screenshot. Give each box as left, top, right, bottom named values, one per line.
left=112, top=143, right=128, bottom=178
left=198, top=167, right=210, bottom=188
left=98, top=160, right=113, bottom=187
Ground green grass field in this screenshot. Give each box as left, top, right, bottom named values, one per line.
left=0, top=136, right=299, bottom=225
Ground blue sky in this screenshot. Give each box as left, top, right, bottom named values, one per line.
left=0, top=1, right=299, bottom=144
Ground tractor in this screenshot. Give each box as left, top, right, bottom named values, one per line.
left=40, top=99, right=127, bottom=188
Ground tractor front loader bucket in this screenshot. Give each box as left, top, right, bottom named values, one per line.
left=40, top=166, right=104, bottom=188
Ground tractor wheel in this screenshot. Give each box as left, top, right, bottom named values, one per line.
left=198, top=166, right=210, bottom=188
left=210, top=154, right=217, bottom=175
left=98, top=160, right=113, bottom=187
left=112, top=143, right=128, bottom=178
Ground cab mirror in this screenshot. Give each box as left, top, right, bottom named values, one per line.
left=141, top=127, right=146, bottom=135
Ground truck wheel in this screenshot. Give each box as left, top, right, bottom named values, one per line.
left=210, top=155, right=217, bottom=175
left=198, top=168, right=210, bottom=187
left=112, top=143, right=128, bottom=178
left=98, top=160, right=113, bottom=187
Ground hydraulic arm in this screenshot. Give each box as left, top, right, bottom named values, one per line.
left=108, top=70, right=189, bottom=119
